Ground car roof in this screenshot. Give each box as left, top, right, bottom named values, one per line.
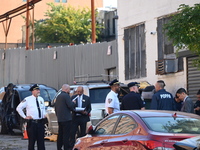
left=121, top=110, right=200, bottom=119
left=14, top=84, right=56, bottom=91
left=70, top=83, right=127, bottom=89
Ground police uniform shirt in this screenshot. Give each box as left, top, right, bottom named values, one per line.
left=105, top=90, right=120, bottom=114
left=121, top=91, right=144, bottom=110
left=16, top=95, right=46, bottom=119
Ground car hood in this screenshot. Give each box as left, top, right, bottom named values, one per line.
left=173, top=135, right=200, bottom=150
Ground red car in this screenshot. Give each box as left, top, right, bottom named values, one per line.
left=73, top=110, right=200, bottom=150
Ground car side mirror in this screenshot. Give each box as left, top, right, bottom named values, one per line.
left=87, top=125, right=95, bottom=135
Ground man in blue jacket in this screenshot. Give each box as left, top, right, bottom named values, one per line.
left=150, top=80, right=176, bottom=110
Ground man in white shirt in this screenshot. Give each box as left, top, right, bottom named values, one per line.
left=105, top=79, right=120, bottom=115
left=16, top=84, right=46, bottom=150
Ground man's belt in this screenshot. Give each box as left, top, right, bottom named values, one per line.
left=30, top=119, right=44, bottom=123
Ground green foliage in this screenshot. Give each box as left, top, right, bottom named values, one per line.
left=164, top=4, right=200, bottom=67
left=34, top=3, right=102, bottom=44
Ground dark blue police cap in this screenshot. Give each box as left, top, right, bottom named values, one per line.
left=128, top=82, right=140, bottom=88
left=109, top=79, right=120, bottom=86
left=29, top=84, right=40, bottom=91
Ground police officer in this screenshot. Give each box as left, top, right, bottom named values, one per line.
left=150, top=80, right=176, bottom=110
left=121, top=82, right=145, bottom=110
left=105, top=79, right=120, bottom=115
left=16, top=84, right=46, bottom=150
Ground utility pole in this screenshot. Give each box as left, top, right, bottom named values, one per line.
left=26, top=0, right=30, bottom=50
left=91, top=0, right=96, bottom=43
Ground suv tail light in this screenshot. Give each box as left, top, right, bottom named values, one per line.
left=139, top=140, right=175, bottom=150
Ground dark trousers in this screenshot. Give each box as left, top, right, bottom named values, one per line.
left=27, top=121, right=45, bottom=150
left=57, top=121, right=71, bottom=150
left=70, top=116, right=87, bottom=147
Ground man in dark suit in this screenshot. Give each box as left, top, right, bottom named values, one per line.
left=176, top=88, right=194, bottom=113
left=55, top=84, right=76, bottom=150
left=70, top=86, right=91, bottom=148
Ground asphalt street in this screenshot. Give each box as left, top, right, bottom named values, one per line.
left=0, top=129, right=56, bottom=150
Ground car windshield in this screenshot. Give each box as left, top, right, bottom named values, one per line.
left=20, top=89, right=57, bottom=102
left=142, top=117, right=200, bottom=134
left=89, top=88, right=110, bottom=103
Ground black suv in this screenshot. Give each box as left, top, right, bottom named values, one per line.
left=0, top=83, right=57, bottom=135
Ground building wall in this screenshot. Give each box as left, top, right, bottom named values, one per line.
left=0, top=0, right=103, bottom=43
left=117, top=0, right=199, bottom=95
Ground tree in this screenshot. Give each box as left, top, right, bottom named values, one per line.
left=34, top=3, right=102, bottom=44
left=164, top=4, right=200, bottom=67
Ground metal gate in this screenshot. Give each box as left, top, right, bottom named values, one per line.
left=187, top=56, right=200, bottom=101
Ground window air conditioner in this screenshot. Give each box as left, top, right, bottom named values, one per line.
left=155, top=59, right=178, bottom=75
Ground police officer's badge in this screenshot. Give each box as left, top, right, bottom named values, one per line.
left=108, top=98, right=112, bottom=104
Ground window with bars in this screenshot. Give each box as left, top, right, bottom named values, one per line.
left=124, top=24, right=146, bottom=80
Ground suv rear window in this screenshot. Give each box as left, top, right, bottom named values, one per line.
left=20, top=89, right=57, bottom=102
left=89, top=88, right=110, bottom=103
left=143, top=117, right=200, bottom=134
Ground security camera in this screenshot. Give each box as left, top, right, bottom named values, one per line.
left=150, top=31, right=156, bottom=35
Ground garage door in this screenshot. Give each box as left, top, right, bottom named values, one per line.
left=187, top=56, right=200, bottom=102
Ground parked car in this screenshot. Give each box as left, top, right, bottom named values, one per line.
left=45, top=82, right=129, bottom=136
left=0, top=83, right=57, bottom=135
left=73, top=110, right=200, bottom=150
left=173, top=135, right=200, bottom=150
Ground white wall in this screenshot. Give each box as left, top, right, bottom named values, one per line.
left=117, top=0, right=199, bottom=95
left=103, top=0, right=117, bottom=8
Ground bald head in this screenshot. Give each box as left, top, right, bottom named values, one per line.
left=76, top=86, right=84, bottom=96
left=62, top=84, right=70, bottom=94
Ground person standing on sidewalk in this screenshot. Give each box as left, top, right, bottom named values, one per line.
left=55, top=84, right=76, bottom=150
left=194, top=90, right=200, bottom=115
left=105, top=79, right=121, bottom=115
left=121, top=82, right=145, bottom=110
left=70, top=86, right=91, bottom=148
left=16, top=84, right=46, bottom=150
left=150, top=80, right=176, bottom=111
left=176, top=88, right=194, bottom=113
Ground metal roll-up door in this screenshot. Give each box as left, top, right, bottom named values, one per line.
left=187, top=56, right=200, bottom=102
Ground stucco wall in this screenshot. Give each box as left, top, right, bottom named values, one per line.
left=117, top=0, right=199, bottom=95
